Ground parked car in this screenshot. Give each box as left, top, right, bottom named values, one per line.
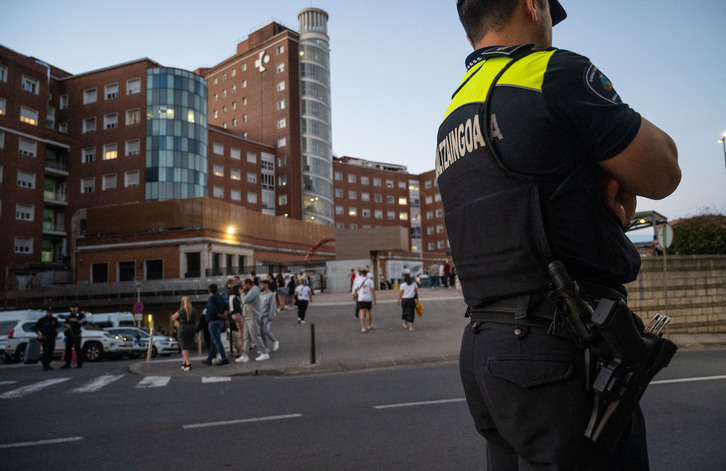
left=105, top=327, right=179, bottom=357
left=5, top=320, right=133, bottom=363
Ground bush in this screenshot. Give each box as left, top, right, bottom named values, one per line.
left=669, top=214, right=726, bottom=255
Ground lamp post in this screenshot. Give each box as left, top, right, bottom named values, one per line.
left=718, top=131, right=726, bottom=174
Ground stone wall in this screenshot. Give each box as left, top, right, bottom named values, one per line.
left=625, top=255, right=726, bottom=334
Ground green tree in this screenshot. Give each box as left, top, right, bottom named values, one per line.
left=669, top=214, right=726, bottom=255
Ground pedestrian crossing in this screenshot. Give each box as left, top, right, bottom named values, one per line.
left=0, top=375, right=230, bottom=399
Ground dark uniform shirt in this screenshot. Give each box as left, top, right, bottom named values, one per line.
left=34, top=316, right=59, bottom=337
left=65, top=312, right=86, bottom=337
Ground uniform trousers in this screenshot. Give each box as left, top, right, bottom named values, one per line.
left=41, top=336, right=56, bottom=367
left=459, top=321, right=649, bottom=470
left=65, top=335, right=83, bottom=366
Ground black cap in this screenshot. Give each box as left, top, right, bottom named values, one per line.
left=46, top=306, right=53, bottom=312
left=71, top=301, right=79, bottom=308
left=456, top=0, right=567, bottom=26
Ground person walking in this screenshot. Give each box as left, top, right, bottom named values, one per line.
left=353, top=269, right=376, bottom=332
left=171, top=296, right=197, bottom=371
left=259, top=279, right=280, bottom=351
left=293, top=278, right=313, bottom=324
left=61, top=302, right=86, bottom=368
left=397, top=273, right=419, bottom=331
left=202, top=284, right=229, bottom=366
left=440, top=1, right=680, bottom=468
left=237, top=278, right=270, bottom=362
left=33, top=307, right=59, bottom=371
left=229, top=284, right=246, bottom=358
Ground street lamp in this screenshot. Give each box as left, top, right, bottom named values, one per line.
left=718, top=131, right=726, bottom=174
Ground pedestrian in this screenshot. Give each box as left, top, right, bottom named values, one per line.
left=251, top=270, right=261, bottom=287
left=293, top=278, right=313, bottom=324
left=350, top=268, right=356, bottom=291
left=237, top=279, right=270, bottom=362
left=397, top=273, right=418, bottom=331
left=286, top=275, right=297, bottom=308
left=61, top=302, right=86, bottom=368
left=201, top=284, right=229, bottom=366
left=353, top=269, right=376, bottom=333
left=440, top=1, right=680, bottom=469
left=259, top=279, right=280, bottom=351
left=443, top=260, right=451, bottom=288
left=228, top=284, right=246, bottom=358
left=196, top=311, right=211, bottom=349
left=428, top=262, right=439, bottom=288
left=33, top=307, right=59, bottom=371
left=438, top=261, right=446, bottom=288
left=276, top=273, right=288, bottom=311
left=171, top=296, right=197, bottom=371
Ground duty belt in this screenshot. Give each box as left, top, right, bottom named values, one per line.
left=466, top=293, right=555, bottom=329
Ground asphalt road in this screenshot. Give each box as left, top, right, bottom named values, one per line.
left=1, top=349, right=725, bottom=470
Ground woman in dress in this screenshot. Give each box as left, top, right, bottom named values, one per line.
left=171, top=296, right=197, bottom=371
left=397, top=273, right=418, bottom=331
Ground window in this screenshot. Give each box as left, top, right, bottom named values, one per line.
left=58, top=122, right=68, bottom=134
left=278, top=156, right=287, bottom=167
left=213, top=186, right=223, bottom=198
left=92, top=263, right=108, bottom=283
left=124, top=170, right=140, bottom=187
left=0, top=65, right=7, bottom=82
left=83, top=117, right=96, bottom=133
left=426, top=211, right=434, bottom=220
left=435, top=209, right=443, bottom=217
left=347, top=174, right=356, bottom=183
left=437, top=240, right=446, bottom=249
left=247, top=172, right=257, bottom=184
left=146, top=260, right=164, bottom=280
left=59, top=94, right=69, bottom=110
left=428, top=242, right=435, bottom=251
left=399, top=212, right=409, bottom=221
left=118, top=261, right=135, bottom=282
left=387, top=211, right=395, bottom=220
left=17, top=171, right=36, bottom=189
left=46, top=106, right=55, bottom=129
left=232, top=85, right=236, bottom=94
left=81, top=177, right=94, bottom=193
left=125, top=139, right=140, bottom=156
left=16, top=203, right=34, bottom=221
left=436, top=224, right=444, bottom=233
left=276, top=45, right=285, bottom=55
left=277, top=99, right=286, bottom=110
left=232, top=119, right=237, bottom=127
left=126, top=108, right=141, bottom=125
left=126, top=78, right=141, bottom=95
left=350, top=224, right=358, bottom=230
left=102, top=174, right=117, bottom=190
left=386, top=180, right=394, bottom=189
left=373, top=178, right=382, bottom=187
left=362, top=209, right=371, bottom=218
left=425, top=196, right=433, bottom=204
left=334, top=171, right=343, bottom=181
left=213, top=165, right=224, bottom=177
left=14, top=237, right=33, bottom=254
left=0, top=131, right=4, bottom=148
left=361, top=176, right=369, bottom=185
left=0, top=97, right=5, bottom=115
left=277, top=81, right=286, bottom=92
left=425, top=180, right=433, bottom=189
left=276, top=63, right=285, bottom=73
left=347, top=190, right=356, bottom=200
left=241, top=114, right=246, bottom=122
left=104, top=113, right=118, bottom=129
left=213, top=142, right=224, bottom=155
left=242, top=80, right=247, bottom=88
left=105, top=83, right=119, bottom=100
left=361, top=192, right=370, bottom=202
left=243, top=97, right=247, bottom=105
left=277, top=118, right=286, bottom=129
left=374, top=210, right=383, bottom=219
left=83, top=88, right=97, bottom=104
left=277, top=137, right=286, bottom=147
left=230, top=147, right=241, bottom=160
left=278, top=175, right=287, bottom=186
left=247, top=192, right=258, bottom=204
left=231, top=189, right=241, bottom=201
left=387, top=195, right=395, bottom=204
left=399, top=197, right=408, bottom=205
left=247, top=152, right=257, bottom=164
left=278, top=195, right=288, bottom=206
left=18, top=137, right=38, bottom=157
left=427, top=226, right=435, bottom=235
left=222, top=89, right=227, bottom=98
left=103, top=143, right=118, bottom=160
left=348, top=208, right=357, bottom=217
left=434, top=194, right=442, bottom=202
left=230, top=168, right=241, bottom=181
left=335, top=206, right=344, bottom=215
left=335, top=188, right=343, bottom=198
left=22, top=76, right=40, bottom=94
left=374, top=194, right=382, bottom=203
left=20, top=106, right=38, bottom=125
left=83, top=147, right=96, bottom=163
left=398, top=181, right=407, bottom=189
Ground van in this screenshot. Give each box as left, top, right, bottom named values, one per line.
left=89, top=312, right=136, bottom=328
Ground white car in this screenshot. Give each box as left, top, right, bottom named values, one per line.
left=104, top=327, right=179, bottom=357
left=5, top=320, right=133, bottom=363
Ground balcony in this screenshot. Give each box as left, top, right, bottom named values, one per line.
left=43, top=191, right=67, bottom=206
left=45, top=160, right=69, bottom=177
left=42, top=221, right=67, bottom=236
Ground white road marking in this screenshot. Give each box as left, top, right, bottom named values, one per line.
left=0, top=378, right=71, bottom=399
left=0, top=381, right=18, bottom=385
left=135, top=376, right=171, bottom=388
left=651, top=374, right=726, bottom=385
left=374, top=398, right=467, bottom=410
left=202, top=376, right=232, bottom=383
left=183, top=413, right=303, bottom=429
left=0, top=436, right=83, bottom=449
left=68, top=374, right=124, bottom=393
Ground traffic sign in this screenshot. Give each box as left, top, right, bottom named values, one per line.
left=657, top=224, right=674, bottom=249
left=133, top=302, right=144, bottom=313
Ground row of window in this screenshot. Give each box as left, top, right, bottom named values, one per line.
left=210, top=45, right=286, bottom=86
left=79, top=171, right=140, bottom=193
left=334, top=172, right=411, bottom=189
left=211, top=187, right=259, bottom=204
left=334, top=189, right=410, bottom=205
left=82, top=108, right=141, bottom=133
left=91, top=259, right=163, bottom=283
left=76, top=78, right=142, bottom=107
left=334, top=206, right=410, bottom=220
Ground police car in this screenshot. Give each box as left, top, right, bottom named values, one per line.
left=104, top=327, right=179, bottom=357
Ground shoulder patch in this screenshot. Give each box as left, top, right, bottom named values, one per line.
left=584, top=64, right=622, bottom=104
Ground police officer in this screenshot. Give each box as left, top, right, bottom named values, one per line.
left=33, top=307, right=59, bottom=371
left=61, top=302, right=86, bottom=368
left=439, top=1, right=680, bottom=469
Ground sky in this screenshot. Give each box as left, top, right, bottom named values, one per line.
left=2, top=0, right=725, bottom=221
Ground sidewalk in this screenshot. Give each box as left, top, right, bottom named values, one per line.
left=128, top=287, right=726, bottom=378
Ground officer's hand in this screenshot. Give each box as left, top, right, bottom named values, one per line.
left=604, top=178, right=636, bottom=226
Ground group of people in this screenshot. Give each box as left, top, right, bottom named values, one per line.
left=32, top=302, right=87, bottom=371
left=350, top=267, right=420, bottom=333
left=426, top=260, right=456, bottom=288
left=174, top=272, right=315, bottom=370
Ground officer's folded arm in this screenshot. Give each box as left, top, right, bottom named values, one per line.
left=599, top=117, right=681, bottom=201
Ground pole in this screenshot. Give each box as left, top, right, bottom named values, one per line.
left=310, top=323, right=316, bottom=365
left=721, top=138, right=726, bottom=175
